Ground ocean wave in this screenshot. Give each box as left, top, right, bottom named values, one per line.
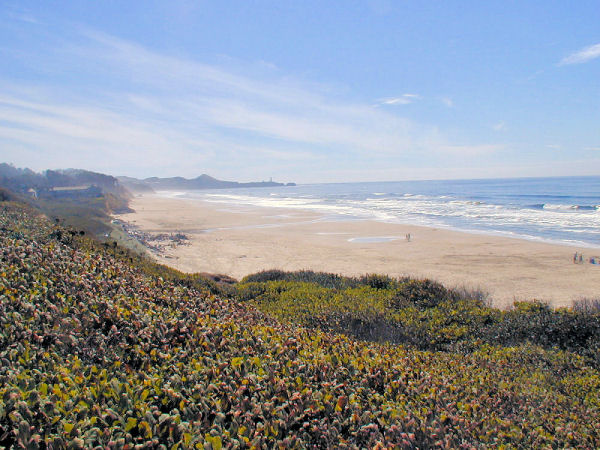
left=181, top=178, right=600, bottom=247
left=155, top=190, right=188, bottom=198
left=534, top=203, right=600, bottom=211
left=402, top=193, right=427, bottom=199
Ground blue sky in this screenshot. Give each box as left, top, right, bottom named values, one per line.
left=0, top=1, right=599, bottom=183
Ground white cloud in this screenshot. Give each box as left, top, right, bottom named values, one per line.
left=11, top=12, right=39, bottom=24
left=440, top=97, right=454, bottom=108
left=435, top=144, right=503, bottom=157
left=559, top=42, right=600, bottom=65
left=379, top=94, right=421, bottom=105
left=492, top=121, right=506, bottom=132
left=5, top=4, right=40, bottom=24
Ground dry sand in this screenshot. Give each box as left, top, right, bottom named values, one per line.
left=115, top=194, right=600, bottom=308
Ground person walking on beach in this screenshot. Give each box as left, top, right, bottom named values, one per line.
left=574, top=252, right=578, bottom=263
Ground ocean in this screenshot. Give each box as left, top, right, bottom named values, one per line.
left=173, top=176, right=600, bottom=248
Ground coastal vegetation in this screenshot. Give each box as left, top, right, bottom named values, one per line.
left=237, top=271, right=600, bottom=367
left=1, top=200, right=600, bottom=447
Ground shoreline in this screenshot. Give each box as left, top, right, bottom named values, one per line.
left=114, top=193, right=600, bottom=308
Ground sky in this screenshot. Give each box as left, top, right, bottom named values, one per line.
left=0, top=1, right=599, bottom=183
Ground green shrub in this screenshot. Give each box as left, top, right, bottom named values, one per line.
left=235, top=282, right=270, bottom=302
left=358, top=273, right=398, bottom=290
left=513, top=300, right=551, bottom=313
left=391, top=279, right=459, bottom=309
left=482, top=303, right=600, bottom=354
left=242, top=269, right=355, bottom=289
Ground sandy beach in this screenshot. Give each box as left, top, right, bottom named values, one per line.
left=114, top=194, right=600, bottom=308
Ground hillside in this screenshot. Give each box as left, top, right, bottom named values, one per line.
left=1, top=201, right=599, bottom=448
left=0, top=164, right=130, bottom=200
left=0, top=164, right=134, bottom=239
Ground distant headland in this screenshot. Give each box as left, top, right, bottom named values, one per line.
left=117, top=173, right=296, bottom=193
left=0, top=163, right=295, bottom=196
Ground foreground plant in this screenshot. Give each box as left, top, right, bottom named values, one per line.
left=1, top=202, right=599, bottom=448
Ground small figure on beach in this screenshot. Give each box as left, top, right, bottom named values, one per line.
left=579, top=253, right=584, bottom=264
left=574, top=252, right=578, bottom=263
left=406, top=233, right=411, bottom=242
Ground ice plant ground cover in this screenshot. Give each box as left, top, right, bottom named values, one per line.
left=1, top=202, right=599, bottom=448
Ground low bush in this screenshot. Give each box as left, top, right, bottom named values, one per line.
left=390, top=279, right=459, bottom=309
left=238, top=273, right=600, bottom=366
left=242, top=269, right=354, bottom=289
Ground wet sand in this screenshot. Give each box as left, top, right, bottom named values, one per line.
left=114, top=194, right=600, bottom=308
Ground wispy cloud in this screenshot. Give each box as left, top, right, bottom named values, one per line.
left=10, top=12, right=39, bottom=24
left=379, top=94, right=421, bottom=106
left=436, top=144, right=503, bottom=157
left=4, top=4, right=40, bottom=24
left=440, top=97, right=454, bottom=108
left=0, top=94, right=215, bottom=174
left=0, top=27, right=500, bottom=182
left=492, top=121, right=506, bottom=132
left=559, top=42, right=600, bottom=65
left=66, top=30, right=428, bottom=155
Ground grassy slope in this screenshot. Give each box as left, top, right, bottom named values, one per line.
left=1, top=202, right=599, bottom=448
